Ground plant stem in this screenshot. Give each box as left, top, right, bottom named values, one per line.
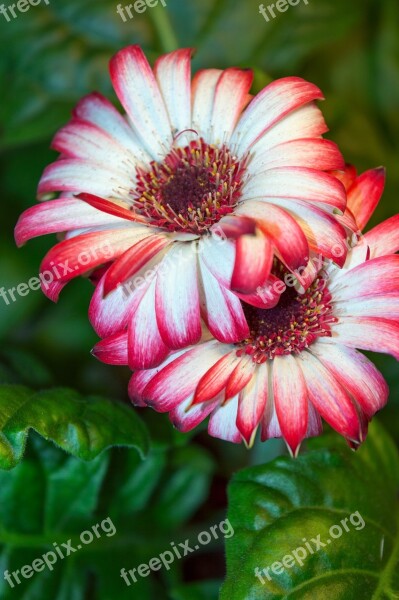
left=150, top=4, right=179, bottom=53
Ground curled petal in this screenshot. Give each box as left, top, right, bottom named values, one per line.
left=231, top=230, right=273, bottom=294
left=92, top=332, right=128, bottom=365
left=346, top=167, right=386, bottom=230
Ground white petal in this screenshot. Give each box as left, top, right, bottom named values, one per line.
left=110, top=45, right=173, bottom=160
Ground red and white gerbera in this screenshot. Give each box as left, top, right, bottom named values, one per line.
left=93, top=166, right=399, bottom=454
left=15, top=45, right=349, bottom=369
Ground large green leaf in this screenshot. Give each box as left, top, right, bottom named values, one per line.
left=0, top=437, right=152, bottom=600
left=221, top=420, right=399, bottom=599
left=0, top=384, right=149, bottom=469
left=0, top=434, right=217, bottom=600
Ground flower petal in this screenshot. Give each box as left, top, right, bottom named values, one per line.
left=199, top=235, right=235, bottom=287
left=14, top=198, right=125, bottom=246
left=193, top=351, right=240, bottom=405
left=264, top=197, right=348, bottom=267
left=261, top=388, right=282, bottom=442
left=364, top=215, right=399, bottom=258
left=109, top=45, right=172, bottom=159
left=298, top=351, right=361, bottom=441
left=330, top=164, right=357, bottom=191
left=154, top=48, right=193, bottom=138
left=330, top=255, right=399, bottom=299
left=73, top=92, right=150, bottom=161
left=231, top=230, right=273, bottom=294
left=236, top=200, right=309, bottom=273
left=335, top=292, right=399, bottom=321
left=249, top=102, right=328, bottom=155
left=155, top=242, right=202, bottom=349
left=169, top=395, right=220, bottom=433
left=92, top=331, right=128, bottom=365
left=210, top=68, right=254, bottom=144
left=272, top=355, right=308, bottom=456
left=231, top=77, right=324, bottom=154
left=52, top=119, right=136, bottom=173
left=40, top=227, right=144, bottom=301
left=128, top=276, right=170, bottom=369
left=225, top=356, right=255, bottom=401
left=214, top=215, right=256, bottom=240
left=311, top=341, right=388, bottom=419
left=89, top=270, right=145, bottom=338
left=243, top=167, right=346, bottom=213
left=103, top=234, right=171, bottom=295
left=38, top=159, right=133, bottom=200
left=78, top=193, right=147, bottom=224
left=128, top=348, right=186, bottom=407
left=247, top=138, right=344, bottom=175
left=198, top=254, right=249, bottom=343
left=330, top=238, right=369, bottom=275
left=347, top=167, right=386, bottom=230
left=236, top=362, right=268, bottom=447
left=331, top=317, right=399, bottom=361
left=234, top=274, right=284, bottom=309
left=191, top=69, right=223, bottom=142
left=208, top=395, right=241, bottom=443
left=142, top=341, right=228, bottom=411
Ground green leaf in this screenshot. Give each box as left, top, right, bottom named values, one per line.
left=221, top=420, right=399, bottom=599
left=0, top=434, right=218, bottom=599
left=0, top=437, right=154, bottom=600
left=0, top=384, right=149, bottom=469
left=107, top=448, right=167, bottom=517
left=0, top=0, right=154, bottom=150
left=151, top=445, right=215, bottom=529
left=0, top=438, right=109, bottom=536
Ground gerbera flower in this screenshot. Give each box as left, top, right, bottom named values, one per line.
left=15, top=45, right=348, bottom=369
left=93, top=166, right=399, bottom=454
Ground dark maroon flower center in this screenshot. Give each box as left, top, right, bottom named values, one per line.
left=133, top=138, right=246, bottom=234
left=237, top=271, right=337, bottom=363
left=161, top=164, right=217, bottom=215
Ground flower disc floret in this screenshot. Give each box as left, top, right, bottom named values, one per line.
left=134, top=139, right=247, bottom=234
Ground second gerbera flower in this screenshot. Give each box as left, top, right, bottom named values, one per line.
left=94, top=167, right=399, bottom=454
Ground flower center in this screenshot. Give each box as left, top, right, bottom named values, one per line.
left=133, top=138, right=247, bottom=234
left=236, top=269, right=337, bottom=363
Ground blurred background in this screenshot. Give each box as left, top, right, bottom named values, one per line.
left=0, top=0, right=398, bottom=598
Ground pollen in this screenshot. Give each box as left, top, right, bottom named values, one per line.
left=133, top=137, right=247, bottom=234
left=236, top=264, right=337, bottom=363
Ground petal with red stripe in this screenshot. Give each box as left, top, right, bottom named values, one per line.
left=155, top=242, right=202, bottom=349
left=231, top=230, right=273, bottom=294
left=272, top=355, right=308, bottom=456
left=232, top=77, right=324, bottom=153
left=236, top=362, right=268, bottom=447
left=299, top=351, right=362, bottom=442
left=109, top=45, right=172, bottom=159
